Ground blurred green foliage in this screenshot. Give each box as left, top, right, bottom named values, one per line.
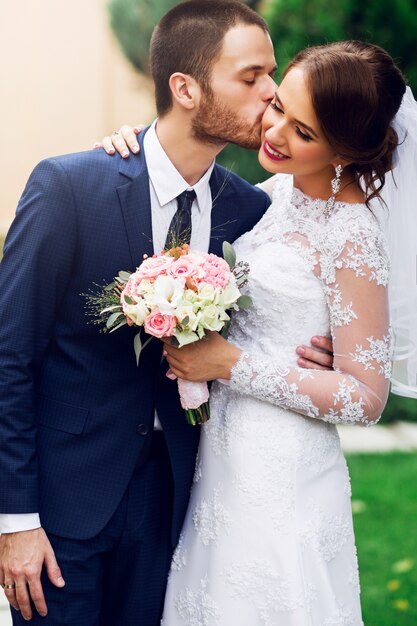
left=265, top=0, right=417, bottom=90
left=380, top=393, right=416, bottom=424
left=107, top=0, right=179, bottom=74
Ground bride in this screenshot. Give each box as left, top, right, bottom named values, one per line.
left=104, top=41, right=416, bottom=626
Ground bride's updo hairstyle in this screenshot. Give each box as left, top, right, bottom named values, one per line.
left=283, top=41, right=407, bottom=205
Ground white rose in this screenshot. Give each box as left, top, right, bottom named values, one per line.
left=197, top=304, right=225, bottom=332
left=197, top=282, right=216, bottom=303
left=216, top=278, right=241, bottom=308
left=123, top=299, right=149, bottom=326
left=176, top=304, right=198, bottom=331
left=137, top=279, right=155, bottom=295
left=174, top=328, right=199, bottom=347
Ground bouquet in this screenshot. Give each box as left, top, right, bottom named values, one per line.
left=86, top=242, right=251, bottom=425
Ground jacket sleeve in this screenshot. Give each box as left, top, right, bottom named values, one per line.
left=0, top=158, right=78, bottom=512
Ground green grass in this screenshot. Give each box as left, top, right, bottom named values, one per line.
left=348, top=453, right=417, bottom=625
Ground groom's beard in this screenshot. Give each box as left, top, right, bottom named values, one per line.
left=192, top=88, right=262, bottom=150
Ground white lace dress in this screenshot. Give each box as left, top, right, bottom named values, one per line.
left=162, top=175, right=392, bottom=626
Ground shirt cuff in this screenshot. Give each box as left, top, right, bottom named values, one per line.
left=0, top=513, right=41, bottom=534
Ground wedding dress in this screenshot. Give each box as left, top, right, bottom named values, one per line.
left=162, top=174, right=392, bottom=626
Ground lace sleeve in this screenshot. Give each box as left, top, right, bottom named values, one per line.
left=230, top=230, right=392, bottom=426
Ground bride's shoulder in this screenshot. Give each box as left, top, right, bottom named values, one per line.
left=256, top=174, right=293, bottom=202
left=328, top=200, right=389, bottom=270
left=331, top=199, right=386, bottom=238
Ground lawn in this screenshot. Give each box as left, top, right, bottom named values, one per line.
left=348, top=452, right=417, bottom=626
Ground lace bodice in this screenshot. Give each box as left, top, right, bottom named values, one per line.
left=227, top=174, right=392, bottom=426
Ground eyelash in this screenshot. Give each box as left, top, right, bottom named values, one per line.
left=270, top=102, right=313, bottom=142
left=296, top=128, right=313, bottom=142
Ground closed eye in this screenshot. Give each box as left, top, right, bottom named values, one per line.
left=295, top=127, right=313, bottom=142
left=270, top=101, right=284, bottom=113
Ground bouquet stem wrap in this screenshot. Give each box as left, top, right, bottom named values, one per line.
left=176, top=378, right=210, bottom=425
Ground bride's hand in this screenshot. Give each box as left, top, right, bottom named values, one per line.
left=163, top=332, right=242, bottom=382
left=93, top=124, right=145, bottom=157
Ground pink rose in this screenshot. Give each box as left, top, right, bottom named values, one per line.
left=120, top=278, right=138, bottom=310
left=136, top=255, right=174, bottom=280
left=201, top=254, right=230, bottom=289
left=120, top=273, right=147, bottom=305
left=144, top=310, right=177, bottom=338
left=167, top=255, right=199, bottom=280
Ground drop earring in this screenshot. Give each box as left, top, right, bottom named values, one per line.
left=324, top=164, right=343, bottom=217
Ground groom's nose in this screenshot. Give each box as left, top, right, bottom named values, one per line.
left=260, top=74, right=277, bottom=103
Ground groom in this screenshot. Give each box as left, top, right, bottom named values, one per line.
left=0, top=1, right=332, bottom=624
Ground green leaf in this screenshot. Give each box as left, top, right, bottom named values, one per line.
left=181, top=316, right=189, bottom=326
left=236, top=295, right=253, bottom=309
left=109, top=319, right=128, bottom=333
left=124, top=295, right=133, bottom=305
left=222, top=241, right=236, bottom=269
left=106, top=312, right=123, bottom=329
left=220, top=320, right=231, bottom=338
left=118, top=271, right=132, bottom=282
left=134, top=332, right=142, bottom=366
left=141, top=336, right=153, bottom=351
left=105, top=281, right=116, bottom=291
left=101, top=305, right=122, bottom=315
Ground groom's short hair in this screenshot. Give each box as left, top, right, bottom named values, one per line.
left=150, top=0, right=269, bottom=116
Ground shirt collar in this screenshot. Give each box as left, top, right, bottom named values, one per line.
left=143, top=119, right=215, bottom=212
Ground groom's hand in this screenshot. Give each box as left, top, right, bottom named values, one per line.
left=0, top=528, right=65, bottom=620
left=296, top=335, right=333, bottom=370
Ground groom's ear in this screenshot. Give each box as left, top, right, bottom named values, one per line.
left=169, top=73, right=200, bottom=111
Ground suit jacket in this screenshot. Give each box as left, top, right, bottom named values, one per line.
left=0, top=130, right=270, bottom=543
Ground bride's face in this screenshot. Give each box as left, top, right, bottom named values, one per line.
left=258, top=67, right=338, bottom=192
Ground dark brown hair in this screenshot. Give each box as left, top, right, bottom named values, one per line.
left=150, top=0, right=269, bottom=117
left=284, top=41, right=407, bottom=205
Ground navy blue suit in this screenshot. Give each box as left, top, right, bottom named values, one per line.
left=0, top=130, right=270, bottom=625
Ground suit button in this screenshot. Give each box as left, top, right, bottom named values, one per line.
left=136, top=423, right=149, bottom=436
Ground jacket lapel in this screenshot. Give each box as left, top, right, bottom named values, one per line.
left=117, top=130, right=154, bottom=270
left=117, top=138, right=238, bottom=265
left=208, top=165, right=238, bottom=256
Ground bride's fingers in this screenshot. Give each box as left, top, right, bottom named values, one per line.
left=100, top=136, right=116, bottom=155
left=108, top=132, right=130, bottom=158
left=120, top=124, right=142, bottom=154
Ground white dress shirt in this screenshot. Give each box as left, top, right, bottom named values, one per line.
left=0, top=120, right=215, bottom=534
left=145, top=120, right=214, bottom=429
left=144, top=119, right=215, bottom=256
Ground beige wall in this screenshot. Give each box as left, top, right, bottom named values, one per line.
left=0, top=0, right=155, bottom=235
